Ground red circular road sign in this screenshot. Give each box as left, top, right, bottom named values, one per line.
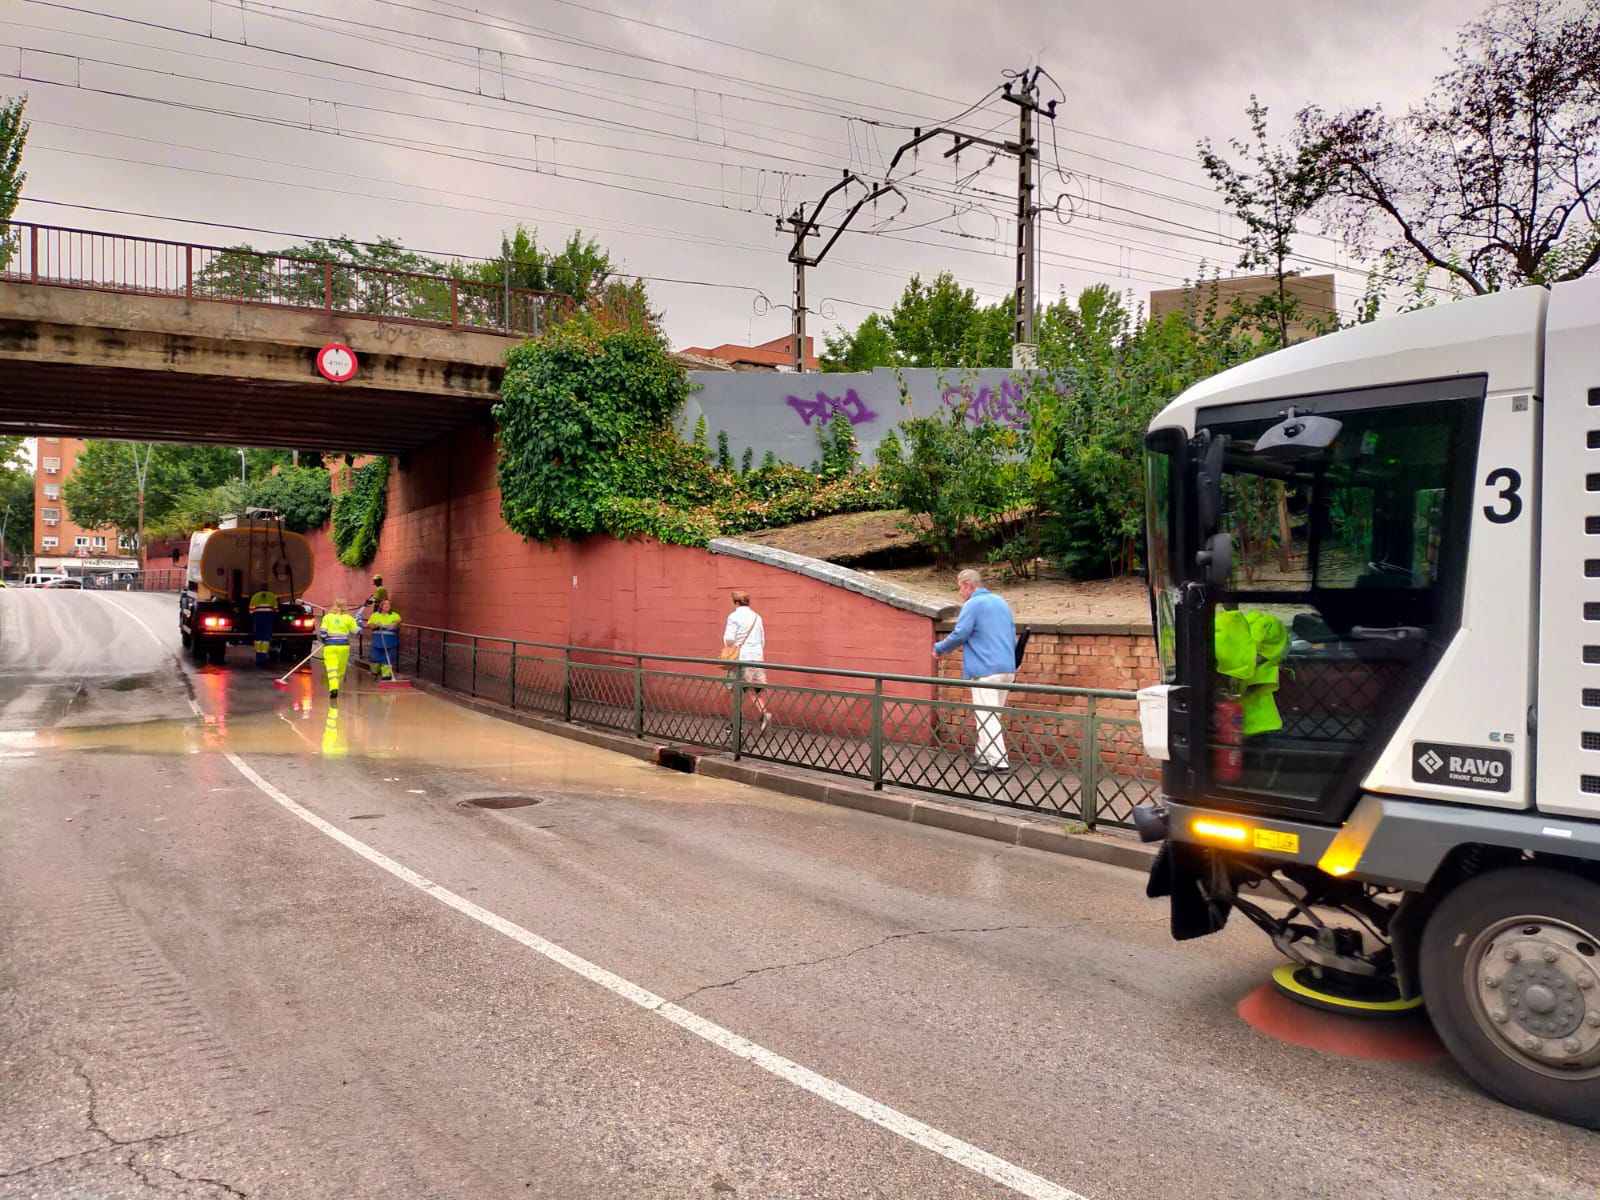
left=316, top=343, right=358, bottom=382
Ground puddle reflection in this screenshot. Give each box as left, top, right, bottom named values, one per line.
left=17, top=675, right=756, bottom=804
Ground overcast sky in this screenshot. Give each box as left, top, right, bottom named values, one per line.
left=3, top=0, right=1487, bottom=349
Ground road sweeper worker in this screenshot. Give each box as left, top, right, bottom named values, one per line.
left=368, top=574, right=388, bottom=608
left=318, top=598, right=360, bottom=702
left=366, top=598, right=402, bottom=680
left=248, top=587, right=279, bottom=668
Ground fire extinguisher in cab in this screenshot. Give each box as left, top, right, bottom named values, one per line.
left=1213, top=697, right=1243, bottom=781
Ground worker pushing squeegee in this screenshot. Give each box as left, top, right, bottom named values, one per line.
left=272, top=597, right=362, bottom=699
left=364, top=596, right=409, bottom=691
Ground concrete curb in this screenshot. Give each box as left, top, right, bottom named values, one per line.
left=403, top=676, right=1156, bottom=875
left=708, top=538, right=959, bottom=621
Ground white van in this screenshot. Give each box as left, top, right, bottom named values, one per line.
left=22, top=572, right=67, bottom=588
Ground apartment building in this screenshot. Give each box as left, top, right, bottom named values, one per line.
left=33, top=437, right=136, bottom=575
left=1148, top=273, right=1338, bottom=343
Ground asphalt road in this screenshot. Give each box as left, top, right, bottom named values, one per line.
left=1, top=588, right=1594, bottom=1200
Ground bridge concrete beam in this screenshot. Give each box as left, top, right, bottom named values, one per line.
left=0, top=281, right=512, bottom=399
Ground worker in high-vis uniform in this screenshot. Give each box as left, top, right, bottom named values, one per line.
left=318, top=598, right=361, bottom=702
left=366, top=597, right=402, bottom=680
left=248, top=587, right=279, bottom=668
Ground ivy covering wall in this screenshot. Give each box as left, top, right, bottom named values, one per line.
left=494, top=313, right=886, bottom=548
left=330, top=456, right=390, bottom=567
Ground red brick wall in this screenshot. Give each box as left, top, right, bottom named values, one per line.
left=301, top=425, right=935, bottom=681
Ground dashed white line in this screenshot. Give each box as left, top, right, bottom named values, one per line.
left=100, top=586, right=1094, bottom=1200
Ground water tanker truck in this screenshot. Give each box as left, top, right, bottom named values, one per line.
left=1134, top=273, right=1600, bottom=1127
left=179, top=512, right=316, bottom=666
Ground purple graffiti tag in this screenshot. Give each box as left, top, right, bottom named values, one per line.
left=940, top=377, right=1028, bottom=429
left=784, top=388, right=879, bottom=427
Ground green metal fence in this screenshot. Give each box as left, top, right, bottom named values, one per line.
left=358, top=622, right=1154, bottom=830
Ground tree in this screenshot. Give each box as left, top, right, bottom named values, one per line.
left=63, top=442, right=191, bottom=551
left=821, top=312, right=900, bottom=371
left=0, top=436, right=33, bottom=573
left=0, top=95, right=27, bottom=271
left=1199, top=96, right=1330, bottom=346
left=1034, top=283, right=1272, bottom=576
left=822, top=274, right=1012, bottom=370
left=195, top=235, right=453, bottom=319
left=460, top=224, right=614, bottom=306
left=888, top=272, right=1007, bottom=368
left=1298, top=0, right=1600, bottom=293
left=545, top=230, right=613, bottom=306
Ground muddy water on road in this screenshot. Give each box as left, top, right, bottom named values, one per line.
left=19, top=669, right=760, bottom=808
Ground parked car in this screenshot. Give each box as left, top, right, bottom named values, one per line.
left=21, top=573, right=64, bottom=588
left=41, top=577, right=83, bottom=589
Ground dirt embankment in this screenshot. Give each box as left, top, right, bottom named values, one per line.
left=737, top=512, right=1151, bottom=626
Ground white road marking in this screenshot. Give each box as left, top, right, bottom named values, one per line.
left=101, top=586, right=1094, bottom=1200
left=222, top=751, right=1090, bottom=1200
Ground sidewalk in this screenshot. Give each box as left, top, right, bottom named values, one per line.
left=401, top=672, right=1157, bottom=875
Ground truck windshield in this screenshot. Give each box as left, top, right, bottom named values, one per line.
left=1201, top=396, right=1475, bottom=811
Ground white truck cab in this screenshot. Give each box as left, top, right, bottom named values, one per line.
left=1137, top=274, right=1600, bottom=1128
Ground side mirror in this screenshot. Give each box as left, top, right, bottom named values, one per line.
left=1195, top=431, right=1229, bottom=532
left=1196, top=531, right=1232, bottom=587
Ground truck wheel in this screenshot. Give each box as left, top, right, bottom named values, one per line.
left=1420, top=866, right=1600, bottom=1128
left=207, top=643, right=227, bottom=666
left=190, top=637, right=208, bottom=664
left=180, top=629, right=191, bottom=649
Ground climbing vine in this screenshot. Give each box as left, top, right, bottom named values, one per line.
left=494, top=312, right=887, bottom=548
left=330, top=456, right=390, bottom=567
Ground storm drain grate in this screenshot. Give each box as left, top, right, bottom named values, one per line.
left=457, top=795, right=544, bottom=810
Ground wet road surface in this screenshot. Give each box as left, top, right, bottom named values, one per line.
left=1, top=588, right=1595, bottom=1199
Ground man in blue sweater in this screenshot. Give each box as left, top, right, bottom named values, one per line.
left=933, top=568, right=1017, bottom=773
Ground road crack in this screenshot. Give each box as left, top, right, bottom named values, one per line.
left=673, top=923, right=1043, bottom=1003
left=126, top=1155, right=252, bottom=1198
left=0, top=1046, right=227, bottom=1181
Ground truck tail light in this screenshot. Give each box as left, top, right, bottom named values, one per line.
left=292, top=617, right=315, bottom=629
left=202, top=616, right=231, bottom=631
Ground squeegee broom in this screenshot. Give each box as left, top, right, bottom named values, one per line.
left=272, top=644, right=320, bottom=692
left=374, top=641, right=411, bottom=692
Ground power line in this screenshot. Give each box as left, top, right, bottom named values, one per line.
left=8, top=8, right=1352, bottom=261
left=8, top=10, right=1374, bottom=312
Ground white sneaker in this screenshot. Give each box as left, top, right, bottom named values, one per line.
left=760, top=712, right=773, bottom=731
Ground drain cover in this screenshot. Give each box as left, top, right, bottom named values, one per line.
left=457, top=795, right=543, bottom=810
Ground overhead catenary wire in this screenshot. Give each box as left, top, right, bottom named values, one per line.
left=10, top=2, right=1394, bottom=319
left=5, top=10, right=1364, bottom=270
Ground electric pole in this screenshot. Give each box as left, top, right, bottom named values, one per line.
left=1001, top=68, right=1055, bottom=365
left=780, top=172, right=904, bottom=374
left=788, top=208, right=808, bottom=373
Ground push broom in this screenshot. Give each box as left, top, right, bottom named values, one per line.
left=372, top=638, right=412, bottom=692
left=272, top=643, right=320, bottom=692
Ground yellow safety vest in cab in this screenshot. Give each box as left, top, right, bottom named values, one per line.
left=1215, top=609, right=1289, bottom=736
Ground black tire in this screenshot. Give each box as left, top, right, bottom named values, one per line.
left=180, top=629, right=192, bottom=648
left=190, top=636, right=208, bottom=664
left=1420, top=866, right=1600, bottom=1129
left=207, top=642, right=227, bottom=666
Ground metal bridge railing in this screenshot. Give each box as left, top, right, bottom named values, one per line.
left=355, top=622, right=1155, bottom=830
left=0, top=221, right=574, bottom=337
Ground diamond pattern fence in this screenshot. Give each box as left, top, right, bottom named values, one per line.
left=354, top=623, right=1150, bottom=830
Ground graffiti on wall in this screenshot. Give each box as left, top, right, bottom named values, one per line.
left=941, top=377, right=1027, bottom=429
left=684, top=367, right=1060, bottom=468
left=784, top=388, right=879, bottom=427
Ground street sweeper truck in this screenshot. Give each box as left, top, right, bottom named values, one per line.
left=1133, top=273, right=1600, bottom=1127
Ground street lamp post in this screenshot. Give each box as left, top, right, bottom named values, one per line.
left=238, top=449, right=247, bottom=484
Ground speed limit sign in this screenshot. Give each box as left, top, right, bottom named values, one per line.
left=316, top=343, right=358, bottom=382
